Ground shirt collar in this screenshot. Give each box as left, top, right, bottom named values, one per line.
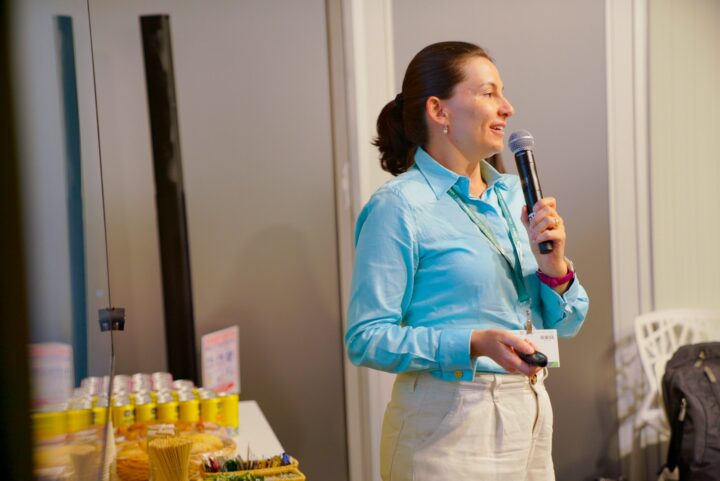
left=413, top=146, right=510, bottom=200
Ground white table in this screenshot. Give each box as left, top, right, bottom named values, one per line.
left=233, top=400, right=285, bottom=459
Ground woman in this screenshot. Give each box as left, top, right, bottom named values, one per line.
left=345, top=41, right=589, bottom=480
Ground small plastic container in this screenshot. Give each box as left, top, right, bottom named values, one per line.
left=112, top=396, right=135, bottom=429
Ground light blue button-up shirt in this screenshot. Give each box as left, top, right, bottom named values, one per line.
left=345, top=147, right=589, bottom=381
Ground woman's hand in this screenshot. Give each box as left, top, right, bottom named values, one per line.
left=470, top=329, right=542, bottom=377
left=521, top=197, right=571, bottom=287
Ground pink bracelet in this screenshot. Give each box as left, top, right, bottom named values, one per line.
left=537, top=269, right=575, bottom=288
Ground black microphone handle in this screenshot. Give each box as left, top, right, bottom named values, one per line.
left=514, top=149, right=553, bottom=254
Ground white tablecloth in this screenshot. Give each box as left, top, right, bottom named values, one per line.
left=233, top=400, right=285, bottom=458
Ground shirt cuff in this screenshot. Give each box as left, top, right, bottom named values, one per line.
left=539, top=275, right=582, bottom=324
left=436, top=328, right=475, bottom=375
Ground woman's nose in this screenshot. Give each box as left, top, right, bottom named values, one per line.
left=500, top=96, right=514, bottom=118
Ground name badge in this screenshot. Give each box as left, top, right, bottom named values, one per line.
left=510, top=328, right=560, bottom=368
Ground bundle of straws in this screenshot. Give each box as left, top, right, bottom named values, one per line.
left=148, top=437, right=193, bottom=481
left=69, top=444, right=98, bottom=480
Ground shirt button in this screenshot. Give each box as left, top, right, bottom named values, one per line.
left=455, top=370, right=463, bottom=379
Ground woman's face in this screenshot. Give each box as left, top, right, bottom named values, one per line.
left=444, top=56, right=514, bottom=160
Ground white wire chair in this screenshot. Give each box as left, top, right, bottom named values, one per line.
left=633, top=309, right=720, bottom=437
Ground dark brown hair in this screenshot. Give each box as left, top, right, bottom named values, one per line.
left=373, top=41, right=505, bottom=175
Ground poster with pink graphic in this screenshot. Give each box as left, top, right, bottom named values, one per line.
left=201, top=326, right=240, bottom=394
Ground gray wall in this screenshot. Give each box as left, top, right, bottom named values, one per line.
left=91, top=1, right=348, bottom=480
left=11, top=0, right=112, bottom=379
left=392, top=1, right=619, bottom=479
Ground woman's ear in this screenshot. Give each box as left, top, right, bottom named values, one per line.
left=425, top=96, right=448, bottom=128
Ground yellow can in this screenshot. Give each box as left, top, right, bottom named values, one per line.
left=179, top=399, right=200, bottom=423
left=219, top=394, right=239, bottom=429
left=156, top=401, right=179, bottom=423
left=92, top=406, right=107, bottom=426
left=200, top=397, right=221, bottom=424
left=112, top=404, right=135, bottom=429
left=135, top=402, right=157, bottom=424
left=32, top=410, right=67, bottom=440
left=66, top=409, right=92, bottom=433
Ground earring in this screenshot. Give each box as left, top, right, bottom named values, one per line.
left=442, top=125, right=449, bottom=135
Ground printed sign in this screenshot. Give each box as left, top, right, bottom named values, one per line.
left=30, top=343, right=74, bottom=406
left=201, top=326, right=240, bottom=394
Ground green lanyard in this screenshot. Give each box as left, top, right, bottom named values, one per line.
left=448, top=186, right=530, bottom=303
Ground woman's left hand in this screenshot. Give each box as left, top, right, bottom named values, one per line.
left=520, top=197, right=569, bottom=278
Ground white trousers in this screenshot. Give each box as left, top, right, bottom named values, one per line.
left=380, top=370, right=554, bottom=481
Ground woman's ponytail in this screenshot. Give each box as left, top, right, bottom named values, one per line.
left=373, top=96, right=415, bottom=176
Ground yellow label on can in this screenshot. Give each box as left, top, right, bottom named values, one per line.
left=179, top=399, right=200, bottom=423
left=156, top=401, right=179, bottom=423
left=135, top=403, right=157, bottom=424
left=200, top=398, right=220, bottom=424
left=92, top=406, right=107, bottom=426
left=32, top=411, right=67, bottom=440
left=112, top=404, right=135, bottom=429
left=66, top=409, right=92, bottom=433
left=219, top=394, right=239, bottom=429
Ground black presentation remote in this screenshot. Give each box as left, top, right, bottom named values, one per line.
left=518, top=350, right=548, bottom=367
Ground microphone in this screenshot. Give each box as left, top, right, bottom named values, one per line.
left=508, top=130, right=553, bottom=254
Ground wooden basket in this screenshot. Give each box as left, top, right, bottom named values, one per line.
left=200, top=458, right=304, bottom=480
left=200, top=465, right=306, bottom=480
left=117, top=434, right=236, bottom=481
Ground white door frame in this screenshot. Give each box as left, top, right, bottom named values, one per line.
left=328, top=1, right=395, bottom=480
left=605, top=0, right=655, bottom=463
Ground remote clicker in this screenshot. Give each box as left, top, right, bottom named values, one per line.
left=518, top=350, right=548, bottom=367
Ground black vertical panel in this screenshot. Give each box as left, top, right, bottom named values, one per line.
left=56, top=15, right=88, bottom=385
left=140, top=15, right=197, bottom=383
left=0, top=0, right=33, bottom=476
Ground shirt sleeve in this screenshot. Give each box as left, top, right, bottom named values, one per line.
left=344, top=188, right=474, bottom=374
left=538, top=275, right=590, bottom=337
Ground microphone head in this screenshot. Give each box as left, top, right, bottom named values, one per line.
left=508, top=130, right=535, bottom=154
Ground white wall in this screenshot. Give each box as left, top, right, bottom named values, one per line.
left=650, top=0, right=720, bottom=310
left=608, top=1, right=720, bottom=476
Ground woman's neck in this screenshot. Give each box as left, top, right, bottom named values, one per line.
left=426, top=143, right=487, bottom=195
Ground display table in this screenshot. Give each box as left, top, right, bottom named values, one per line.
left=234, top=400, right=284, bottom=457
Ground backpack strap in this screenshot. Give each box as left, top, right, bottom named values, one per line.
left=704, top=365, right=720, bottom=406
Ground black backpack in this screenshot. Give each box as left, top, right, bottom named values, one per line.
left=662, top=342, right=720, bottom=480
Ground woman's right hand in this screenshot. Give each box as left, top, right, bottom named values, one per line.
left=470, top=329, right=542, bottom=377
